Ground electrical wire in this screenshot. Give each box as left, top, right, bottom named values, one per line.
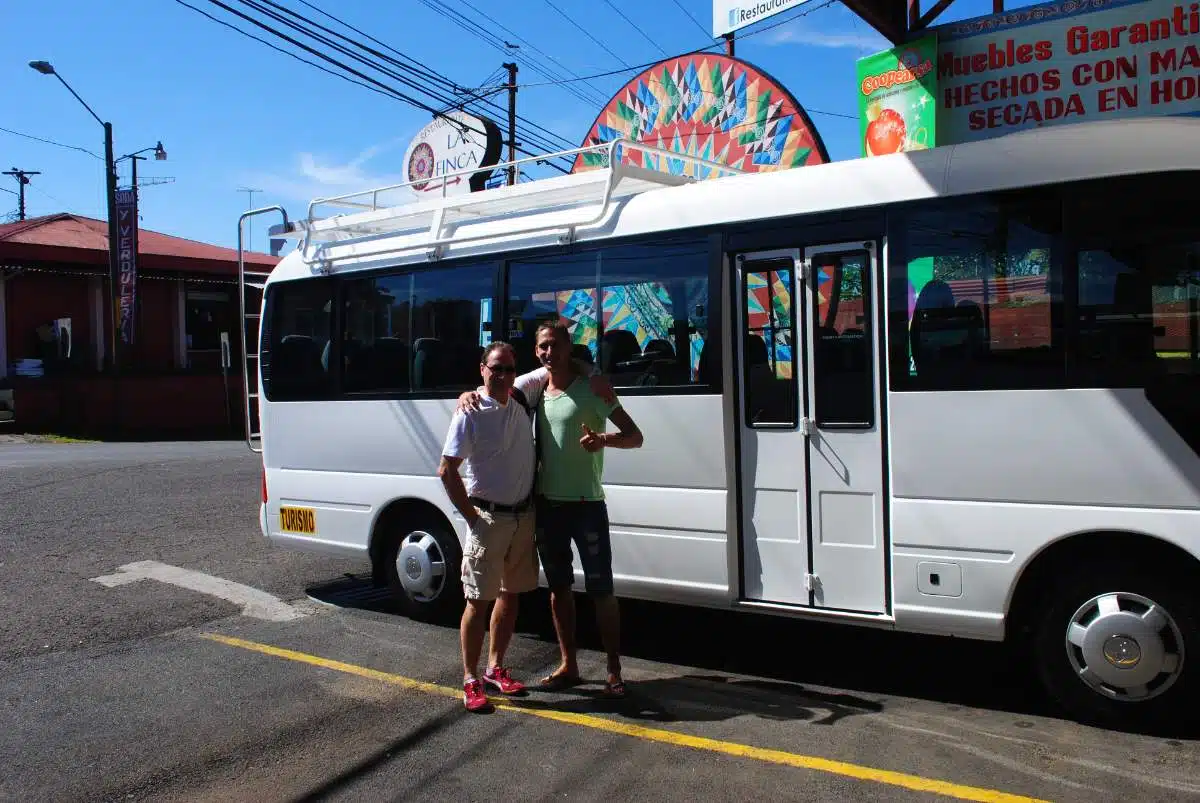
left=184, top=0, right=575, bottom=171
left=670, top=0, right=714, bottom=39
left=601, top=0, right=669, bottom=56
left=254, top=0, right=580, bottom=156
left=418, top=0, right=609, bottom=112
left=451, top=0, right=614, bottom=107
left=540, top=0, right=634, bottom=68
left=497, top=0, right=857, bottom=122
left=0, top=126, right=102, bottom=160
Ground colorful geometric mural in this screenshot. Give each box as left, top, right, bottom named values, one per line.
left=573, top=53, right=828, bottom=178
left=532, top=280, right=710, bottom=380
left=746, top=270, right=794, bottom=379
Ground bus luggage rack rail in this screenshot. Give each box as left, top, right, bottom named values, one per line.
left=267, top=138, right=741, bottom=271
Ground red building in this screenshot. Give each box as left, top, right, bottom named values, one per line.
left=0, top=213, right=277, bottom=437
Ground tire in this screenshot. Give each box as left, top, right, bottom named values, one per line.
left=1031, top=559, right=1198, bottom=729
left=380, top=514, right=463, bottom=625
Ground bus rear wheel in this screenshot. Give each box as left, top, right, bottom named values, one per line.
left=1032, top=561, right=1197, bottom=729
left=382, top=516, right=463, bottom=624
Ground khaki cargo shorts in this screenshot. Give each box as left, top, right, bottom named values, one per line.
left=461, top=507, right=539, bottom=601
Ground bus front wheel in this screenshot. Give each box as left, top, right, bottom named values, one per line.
left=382, top=516, right=463, bottom=624
left=1032, top=561, right=1197, bottom=728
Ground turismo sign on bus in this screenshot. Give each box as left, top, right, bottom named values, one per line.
left=857, top=0, right=1200, bottom=150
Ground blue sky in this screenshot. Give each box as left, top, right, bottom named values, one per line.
left=6, top=0, right=1002, bottom=252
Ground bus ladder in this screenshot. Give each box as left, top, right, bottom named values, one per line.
left=237, top=206, right=289, bottom=454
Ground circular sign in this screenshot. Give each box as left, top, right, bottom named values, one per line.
left=407, top=142, right=435, bottom=191
left=573, top=52, right=828, bottom=177
left=401, top=109, right=503, bottom=198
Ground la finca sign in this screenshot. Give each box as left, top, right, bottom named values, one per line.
left=402, top=110, right=503, bottom=198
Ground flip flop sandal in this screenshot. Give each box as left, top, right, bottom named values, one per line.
left=603, top=679, right=627, bottom=699
left=538, top=672, right=583, bottom=691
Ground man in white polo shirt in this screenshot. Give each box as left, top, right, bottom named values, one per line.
left=438, top=341, right=538, bottom=711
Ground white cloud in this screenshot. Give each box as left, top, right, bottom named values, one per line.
left=246, top=138, right=411, bottom=205
left=763, top=25, right=888, bottom=51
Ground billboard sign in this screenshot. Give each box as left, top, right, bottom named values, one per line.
left=574, top=53, right=828, bottom=178
left=856, top=35, right=939, bottom=157
left=402, top=109, right=503, bottom=198
left=115, top=188, right=138, bottom=346
left=713, top=0, right=817, bottom=37
left=935, top=0, right=1200, bottom=143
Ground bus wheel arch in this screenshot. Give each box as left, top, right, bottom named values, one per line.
left=370, top=498, right=463, bottom=624
left=1007, top=529, right=1200, bottom=728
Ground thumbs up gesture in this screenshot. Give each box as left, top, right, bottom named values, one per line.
left=579, top=423, right=605, bottom=453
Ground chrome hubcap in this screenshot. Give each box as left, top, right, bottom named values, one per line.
left=395, top=531, right=447, bottom=603
left=1065, top=592, right=1184, bottom=702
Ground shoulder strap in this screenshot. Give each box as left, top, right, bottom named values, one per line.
left=510, top=386, right=532, bottom=418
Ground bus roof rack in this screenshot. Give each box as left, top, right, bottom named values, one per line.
left=268, top=138, right=742, bottom=271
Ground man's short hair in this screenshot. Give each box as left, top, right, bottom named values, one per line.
left=481, top=341, right=515, bottom=363
left=535, top=321, right=570, bottom=343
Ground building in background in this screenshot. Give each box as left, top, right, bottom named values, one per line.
left=0, top=213, right=277, bottom=437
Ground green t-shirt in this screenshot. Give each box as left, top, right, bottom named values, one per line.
left=535, top=377, right=620, bottom=501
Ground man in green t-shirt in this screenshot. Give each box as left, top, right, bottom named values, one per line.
left=527, top=321, right=643, bottom=699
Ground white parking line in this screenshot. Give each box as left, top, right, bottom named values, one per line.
left=91, top=560, right=308, bottom=622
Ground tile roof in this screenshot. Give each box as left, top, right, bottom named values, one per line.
left=0, top=213, right=279, bottom=271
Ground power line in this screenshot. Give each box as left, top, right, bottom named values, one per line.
left=172, top=0, right=415, bottom=103
left=226, top=0, right=578, bottom=163
left=600, top=0, right=669, bottom=57
left=670, top=0, right=714, bottom=39
left=540, top=0, right=634, bottom=69
left=450, top=0, right=613, bottom=107
left=260, top=0, right=581, bottom=153
left=499, top=0, right=851, bottom=121
left=181, top=0, right=572, bottom=171
left=418, top=0, right=607, bottom=114
left=0, top=126, right=102, bottom=159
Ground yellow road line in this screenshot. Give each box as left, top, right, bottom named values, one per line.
left=200, top=633, right=1049, bottom=803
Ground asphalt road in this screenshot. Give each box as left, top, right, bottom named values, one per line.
left=1, top=440, right=1198, bottom=802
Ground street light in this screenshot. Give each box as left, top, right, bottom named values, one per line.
left=117, top=142, right=168, bottom=193
left=29, top=60, right=120, bottom=372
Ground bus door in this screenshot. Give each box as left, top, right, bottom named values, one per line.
left=735, top=244, right=887, bottom=614
left=800, top=242, right=886, bottom=614
left=735, top=250, right=811, bottom=606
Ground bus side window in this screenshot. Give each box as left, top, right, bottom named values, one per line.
left=340, top=264, right=495, bottom=394
left=262, top=279, right=333, bottom=401
left=507, top=238, right=716, bottom=391
left=741, top=265, right=797, bottom=427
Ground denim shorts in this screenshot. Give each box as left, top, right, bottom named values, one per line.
left=534, top=497, right=613, bottom=594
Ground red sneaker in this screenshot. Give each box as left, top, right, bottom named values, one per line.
left=463, top=678, right=489, bottom=711
left=483, top=665, right=526, bottom=694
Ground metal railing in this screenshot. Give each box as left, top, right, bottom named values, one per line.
left=295, top=138, right=742, bottom=268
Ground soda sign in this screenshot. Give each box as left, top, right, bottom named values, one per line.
left=936, top=0, right=1200, bottom=143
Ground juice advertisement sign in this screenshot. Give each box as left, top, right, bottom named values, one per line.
left=856, top=36, right=939, bottom=157
left=936, top=0, right=1200, bottom=144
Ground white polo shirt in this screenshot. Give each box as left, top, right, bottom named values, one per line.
left=441, top=390, right=535, bottom=506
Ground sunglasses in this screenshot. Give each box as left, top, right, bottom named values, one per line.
left=484, top=363, right=517, bottom=375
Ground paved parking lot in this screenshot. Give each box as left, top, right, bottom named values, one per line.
left=2, top=441, right=1198, bottom=801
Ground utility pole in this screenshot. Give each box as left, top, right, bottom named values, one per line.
left=503, top=62, right=518, bottom=186
left=3, top=169, right=40, bottom=221
left=238, top=187, right=262, bottom=251
left=724, top=32, right=735, bottom=57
